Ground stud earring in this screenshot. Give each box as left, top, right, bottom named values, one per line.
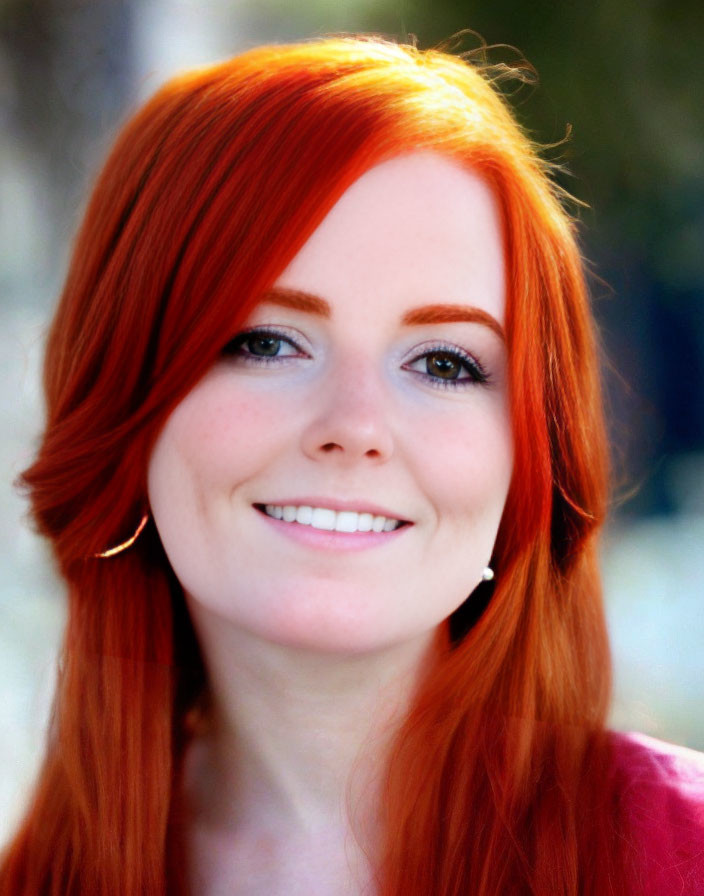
left=481, top=566, right=494, bottom=582
left=93, top=513, right=149, bottom=558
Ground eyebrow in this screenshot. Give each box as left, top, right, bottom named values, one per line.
left=401, top=304, right=505, bottom=341
left=259, top=287, right=505, bottom=342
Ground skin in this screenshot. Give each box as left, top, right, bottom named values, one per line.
left=147, top=150, right=512, bottom=894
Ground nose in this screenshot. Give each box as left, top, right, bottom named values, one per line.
left=300, top=353, right=394, bottom=464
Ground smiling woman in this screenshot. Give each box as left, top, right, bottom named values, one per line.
left=1, top=34, right=703, bottom=896
left=147, top=153, right=512, bottom=659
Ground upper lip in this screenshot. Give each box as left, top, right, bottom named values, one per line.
left=254, top=497, right=412, bottom=522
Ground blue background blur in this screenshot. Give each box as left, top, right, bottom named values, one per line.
left=1, top=0, right=702, bottom=844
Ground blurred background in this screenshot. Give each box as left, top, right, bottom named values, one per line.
left=1, top=0, right=702, bottom=846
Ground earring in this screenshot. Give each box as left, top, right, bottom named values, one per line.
left=93, top=513, right=149, bottom=558
left=481, top=566, right=494, bottom=582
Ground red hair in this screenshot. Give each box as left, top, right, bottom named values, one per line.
left=1, top=36, right=627, bottom=894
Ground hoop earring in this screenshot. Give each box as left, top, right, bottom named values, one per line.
left=93, top=513, right=149, bottom=558
left=481, top=566, right=494, bottom=582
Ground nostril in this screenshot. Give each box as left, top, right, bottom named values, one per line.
left=304, top=419, right=394, bottom=463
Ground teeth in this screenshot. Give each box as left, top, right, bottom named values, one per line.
left=357, top=512, right=374, bottom=532
left=311, top=507, right=336, bottom=531
left=262, top=505, right=403, bottom=533
left=335, top=511, right=359, bottom=532
left=295, top=505, right=313, bottom=525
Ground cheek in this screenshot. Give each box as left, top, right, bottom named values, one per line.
left=151, top=375, right=289, bottom=492
left=409, top=400, right=513, bottom=522
left=146, top=377, right=297, bottom=600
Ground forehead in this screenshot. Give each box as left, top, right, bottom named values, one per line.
left=274, top=150, right=506, bottom=326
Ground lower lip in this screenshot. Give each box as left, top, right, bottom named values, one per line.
left=254, top=508, right=412, bottom=552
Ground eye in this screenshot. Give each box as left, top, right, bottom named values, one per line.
left=403, top=345, right=489, bottom=389
left=222, top=327, right=306, bottom=363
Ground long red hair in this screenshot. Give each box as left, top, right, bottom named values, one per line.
left=1, top=36, right=625, bottom=894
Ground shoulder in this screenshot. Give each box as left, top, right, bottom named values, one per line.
left=608, top=730, right=704, bottom=895
left=610, top=729, right=704, bottom=797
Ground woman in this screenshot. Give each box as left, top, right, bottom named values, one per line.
left=1, top=35, right=702, bottom=896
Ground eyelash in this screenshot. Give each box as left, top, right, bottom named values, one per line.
left=221, top=327, right=490, bottom=389
left=403, top=341, right=490, bottom=389
left=222, top=326, right=306, bottom=365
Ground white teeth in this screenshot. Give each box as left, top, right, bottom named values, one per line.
left=266, top=504, right=283, bottom=520
left=357, top=512, right=374, bottom=532
left=295, top=505, right=313, bottom=525
left=311, top=507, right=337, bottom=531
left=261, top=505, right=403, bottom=533
left=335, top=511, right=358, bottom=532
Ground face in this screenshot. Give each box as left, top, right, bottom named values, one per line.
left=147, top=151, right=512, bottom=654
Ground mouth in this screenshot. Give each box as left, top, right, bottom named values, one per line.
left=253, top=503, right=411, bottom=534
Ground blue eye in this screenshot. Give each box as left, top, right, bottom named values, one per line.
left=404, top=345, right=489, bottom=389
left=222, top=327, right=304, bottom=363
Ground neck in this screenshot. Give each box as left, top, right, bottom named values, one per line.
left=182, top=605, right=436, bottom=854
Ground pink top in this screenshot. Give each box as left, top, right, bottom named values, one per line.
left=610, top=731, right=704, bottom=895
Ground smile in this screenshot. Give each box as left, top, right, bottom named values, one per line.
left=255, top=504, right=407, bottom=533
